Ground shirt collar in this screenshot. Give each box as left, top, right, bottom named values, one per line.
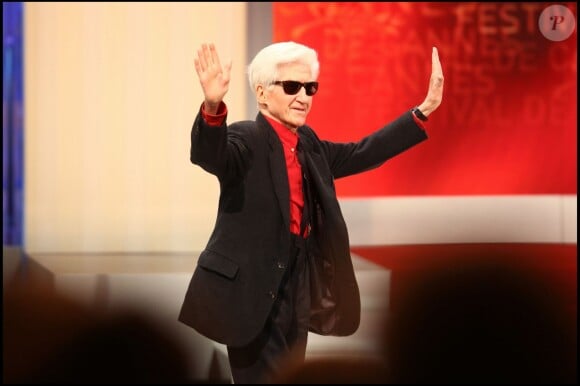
left=264, top=115, right=299, bottom=148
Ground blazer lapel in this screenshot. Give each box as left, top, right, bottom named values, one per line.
left=260, top=115, right=290, bottom=233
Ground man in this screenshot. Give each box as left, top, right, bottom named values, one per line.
left=179, top=41, right=444, bottom=383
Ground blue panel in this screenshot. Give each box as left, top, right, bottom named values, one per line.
left=3, top=2, right=24, bottom=245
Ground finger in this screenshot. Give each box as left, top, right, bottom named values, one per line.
left=431, top=47, right=444, bottom=92
left=198, top=47, right=208, bottom=71
left=203, top=43, right=214, bottom=67
left=199, top=44, right=210, bottom=69
left=432, top=46, right=443, bottom=76
left=194, top=58, right=202, bottom=77
left=209, top=43, right=221, bottom=69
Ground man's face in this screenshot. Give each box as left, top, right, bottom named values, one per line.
left=258, top=62, right=315, bottom=131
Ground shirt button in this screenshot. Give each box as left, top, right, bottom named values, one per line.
left=277, top=262, right=286, bottom=269
left=268, top=291, right=276, bottom=299
left=291, top=148, right=295, bottom=152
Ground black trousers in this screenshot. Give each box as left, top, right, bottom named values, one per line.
left=227, top=234, right=311, bottom=384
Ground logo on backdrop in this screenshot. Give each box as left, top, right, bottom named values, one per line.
left=539, top=4, right=576, bottom=41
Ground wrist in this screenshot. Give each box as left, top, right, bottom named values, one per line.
left=417, top=100, right=438, bottom=117
left=203, top=101, right=221, bottom=115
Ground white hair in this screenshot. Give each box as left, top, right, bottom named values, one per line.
left=247, top=41, right=320, bottom=91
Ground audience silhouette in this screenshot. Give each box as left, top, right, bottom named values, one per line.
left=383, top=251, right=576, bottom=384
left=276, top=248, right=576, bottom=384
left=4, top=276, right=192, bottom=384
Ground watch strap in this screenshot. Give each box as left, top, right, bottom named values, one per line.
left=412, top=106, right=428, bottom=122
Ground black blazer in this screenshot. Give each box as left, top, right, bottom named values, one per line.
left=178, top=111, right=427, bottom=347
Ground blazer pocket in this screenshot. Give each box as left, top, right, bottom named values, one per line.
left=197, top=249, right=239, bottom=280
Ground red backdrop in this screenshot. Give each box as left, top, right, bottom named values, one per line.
left=273, top=2, right=577, bottom=196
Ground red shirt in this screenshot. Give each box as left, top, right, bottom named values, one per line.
left=263, top=116, right=304, bottom=235
left=411, top=113, right=427, bottom=130
left=200, top=102, right=227, bottom=125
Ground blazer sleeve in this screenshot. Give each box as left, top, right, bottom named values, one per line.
left=190, top=113, right=251, bottom=182
left=318, top=111, right=428, bottom=179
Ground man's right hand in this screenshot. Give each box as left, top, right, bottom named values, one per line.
left=194, top=43, right=232, bottom=114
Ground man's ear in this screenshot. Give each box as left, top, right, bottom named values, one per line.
left=256, top=85, right=267, bottom=104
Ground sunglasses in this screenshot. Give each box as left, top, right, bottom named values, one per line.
left=273, top=80, right=319, bottom=96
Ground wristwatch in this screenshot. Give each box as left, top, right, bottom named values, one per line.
left=411, top=106, right=428, bottom=122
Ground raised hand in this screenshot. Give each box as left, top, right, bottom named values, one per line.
left=194, top=43, right=232, bottom=114
left=417, top=47, right=444, bottom=117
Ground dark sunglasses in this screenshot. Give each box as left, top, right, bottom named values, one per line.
left=273, top=80, right=319, bottom=96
